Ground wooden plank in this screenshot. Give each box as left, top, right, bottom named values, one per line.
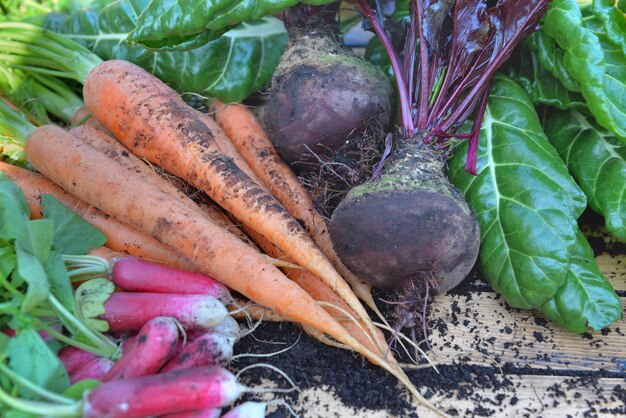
left=425, top=293, right=626, bottom=372
left=286, top=375, right=625, bottom=418
left=597, top=253, right=626, bottom=291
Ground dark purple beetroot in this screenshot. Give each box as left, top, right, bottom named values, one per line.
left=263, top=18, right=392, bottom=165
left=330, top=140, right=480, bottom=295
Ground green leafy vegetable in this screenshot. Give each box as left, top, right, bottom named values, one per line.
left=542, top=0, right=626, bottom=141
left=538, top=229, right=622, bottom=332
left=127, top=0, right=333, bottom=50
left=448, top=75, right=586, bottom=309
left=75, top=279, right=115, bottom=332
left=14, top=241, right=49, bottom=313
left=0, top=174, right=29, bottom=243
left=55, top=0, right=288, bottom=102
left=507, top=41, right=586, bottom=110
left=592, top=0, right=626, bottom=57
left=5, top=329, right=69, bottom=399
left=41, top=194, right=106, bottom=255
left=544, top=109, right=626, bottom=241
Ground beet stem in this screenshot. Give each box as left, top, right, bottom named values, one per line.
left=415, top=0, right=430, bottom=131
left=355, top=0, right=414, bottom=136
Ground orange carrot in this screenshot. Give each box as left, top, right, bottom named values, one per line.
left=243, top=226, right=387, bottom=358
left=70, top=124, right=262, bottom=254
left=71, top=106, right=113, bottom=135
left=82, top=60, right=379, bottom=348
left=23, top=125, right=410, bottom=385
left=210, top=100, right=382, bottom=317
left=0, top=161, right=195, bottom=271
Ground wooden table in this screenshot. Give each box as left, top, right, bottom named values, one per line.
left=235, top=216, right=625, bottom=417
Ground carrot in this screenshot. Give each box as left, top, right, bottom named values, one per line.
left=23, top=125, right=403, bottom=377
left=0, top=161, right=195, bottom=271
left=70, top=105, right=112, bottom=135
left=210, top=100, right=381, bottom=317
left=244, top=227, right=388, bottom=358
left=69, top=124, right=282, bottom=266
left=83, top=59, right=380, bottom=351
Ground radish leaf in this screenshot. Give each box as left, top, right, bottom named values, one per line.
left=538, top=229, right=622, bottom=332
left=6, top=328, right=69, bottom=399
left=14, top=242, right=49, bottom=314
left=448, top=75, right=586, bottom=309
left=0, top=174, right=29, bottom=243
left=544, top=110, right=626, bottom=241
left=41, top=194, right=106, bottom=255
left=75, top=279, right=114, bottom=332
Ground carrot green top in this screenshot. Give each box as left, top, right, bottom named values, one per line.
left=0, top=22, right=102, bottom=84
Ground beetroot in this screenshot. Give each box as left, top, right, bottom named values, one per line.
left=263, top=13, right=392, bottom=165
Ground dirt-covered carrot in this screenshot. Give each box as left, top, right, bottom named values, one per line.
left=81, top=59, right=378, bottom=344
left=103, top=317, right=179, bottom=381
left=0, top=161, right=196, bottom=271
left=71, top=106, right=112, bottom=135
left=210, top=100, right=380, bottom=317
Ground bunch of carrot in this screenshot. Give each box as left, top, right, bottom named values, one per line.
left=0, top=22, right=445, bottom=416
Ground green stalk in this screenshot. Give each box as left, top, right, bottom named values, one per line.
left=0, top=98, right=36, bottom=148
left=63, top=255, right=110, bottom=281
left=0, top=386, right=81, bottom=417
left=0, top=363, right=74, bottom=405
left=48, top=294, right=117, bottom=356
left=0, top=22, right=101, bottom=83
left=37, top=324, right=115, bottom=359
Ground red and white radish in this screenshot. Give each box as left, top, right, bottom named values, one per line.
left=69, top=357, right=114, bottom=384
left=103, top=317, right=180, bottom=381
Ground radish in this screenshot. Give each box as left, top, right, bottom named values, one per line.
left=69, top=357, right=114, bottom=384
left=64, top=254, right=232, bottom=304
left=160, top=408, right=222, bottom=418
left=82, top=367, right=245, bottom=417
left=58, top=346, right=100, bottom=375
left=103, top=317, right=180, bottom=381
left=161, top=329, right=234, bottom=373
left=75, top=279, right=228, bottom=332
left=221, top=402, right=266, bottom=418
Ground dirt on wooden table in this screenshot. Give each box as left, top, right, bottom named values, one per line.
left=232, top=211, right=626, bottom=418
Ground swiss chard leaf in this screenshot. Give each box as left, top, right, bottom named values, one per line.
left=56, top=1, right=288, bottom=102
left=6, top=328, right=70, bottom=399
left=538, top=229, right=622, bottom=333
left=542, top=0, right=626, bottom=141
left=448, top=75, right=586, bottom=309
left=41, top=194, right=106, bottom=255
left=591, top=0, right=626, bottom=57
left=544, top=110, right=626, bottom=242
left=127, top=0, right=332, bottom=49
left=525, top=31, right=581, bottom=93
left=507, top=43, right=586, bottom=110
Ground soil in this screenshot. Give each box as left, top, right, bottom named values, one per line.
left=231, top=210, right=626, bottom=418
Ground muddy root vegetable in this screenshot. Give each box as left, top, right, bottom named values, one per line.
left=263, top=15, right=392, bottom=164
left=330, top=141, right=480, bottom=294
left=69, top=357, right=114, bottom=384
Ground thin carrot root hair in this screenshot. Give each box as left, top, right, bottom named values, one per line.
left=236, top=363, right=300, bottom=395
left=231, top=334, right=301, bottom=362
